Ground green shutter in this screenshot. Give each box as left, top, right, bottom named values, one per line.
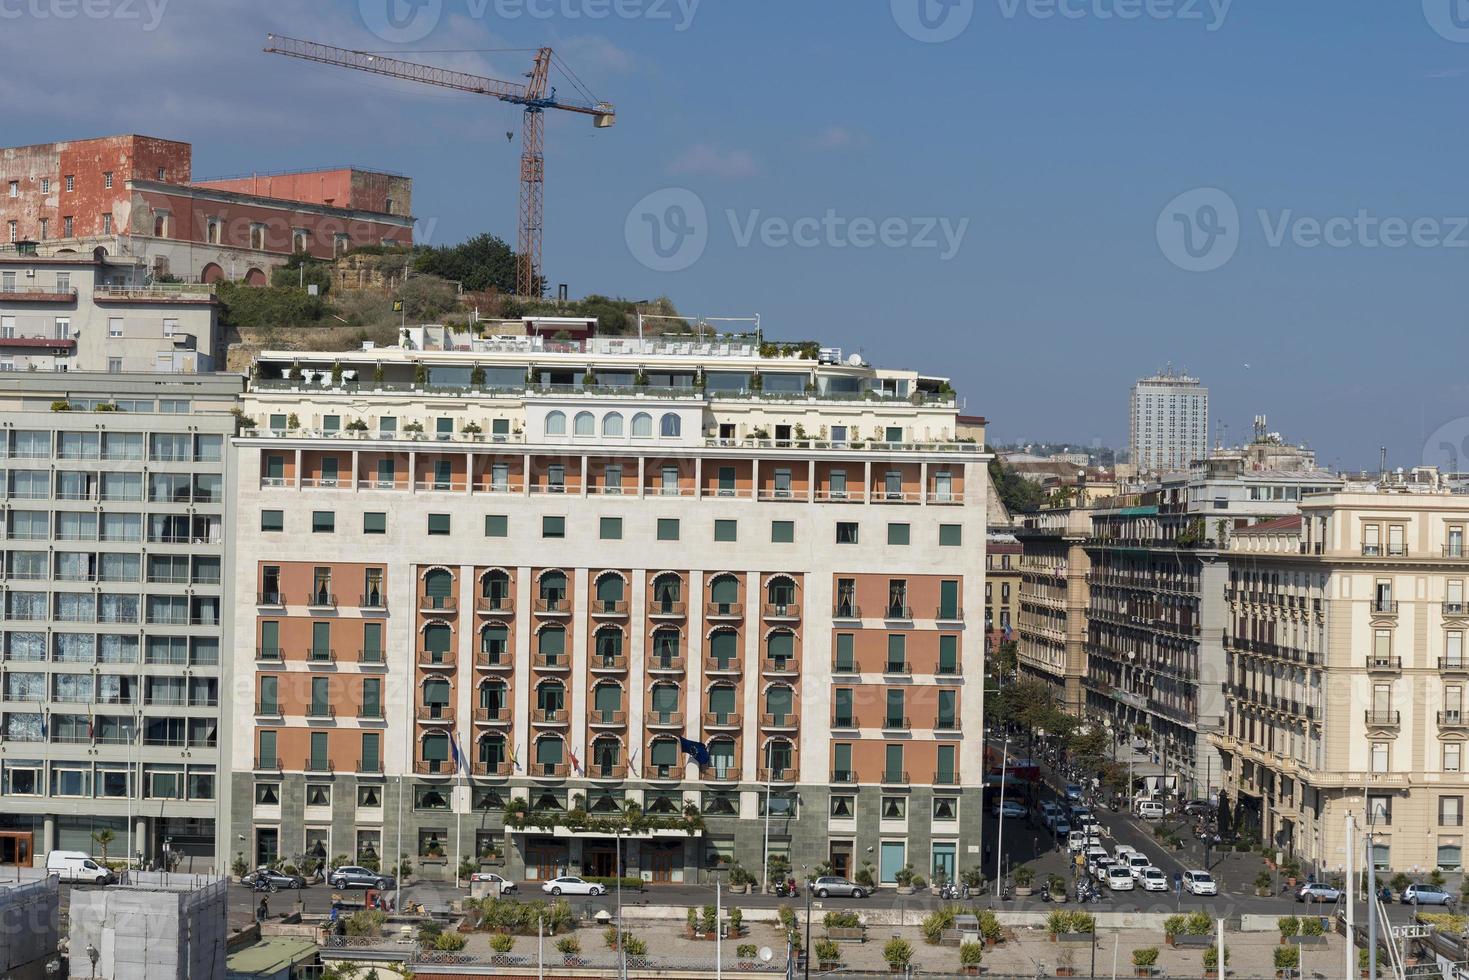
left=767, top=631, right=794, bottom=660
left=939, top=580, right=959, bottom=619
left=651, top=739, right=677, bottom=767
left=539, top=627, right=565, bottom=658
left=361, top=732, right=380, bottom=770
left=710, top=630, right=737, bottom=665
left=423, top=734, right=449, bottom=761
left=708, top=685, right=737, bottom=715
left=835, top=633, right=855, bottom=671
left=887, top=634, right=906, bottom=668
left=766, top=685, right=793, bottom=718
left=594, top=684, right=621, bottom=713
left=424, top=569, right=453, bottom=598
left=834, top=688, right=853, bottom=722
left=884, top=744, right=904, bottom=779
left=938, top=635, right=958, bottom=673
left=424, top=624, right=451, bottom=654
left=536, top=738, right=563, bottom=765
left=652, top=684, right=681, bottom=713
left=937, top=744, right=956, bottom=781
left=834, top=743, right=852, bottom=775
left=711, top=576, right=739, bottom=605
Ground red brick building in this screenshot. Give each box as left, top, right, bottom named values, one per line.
left=1, top=135, right=413, bottom=283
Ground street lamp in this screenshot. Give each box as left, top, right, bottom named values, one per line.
left=994, top=736, right=1011, bottom=898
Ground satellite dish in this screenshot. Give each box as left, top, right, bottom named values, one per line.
left=846, top=353, right=863, bottom=367
left=758, top=947, right=774, bottom=963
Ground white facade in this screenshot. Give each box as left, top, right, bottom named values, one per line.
left=1129, top=371, right=1208, bottom=475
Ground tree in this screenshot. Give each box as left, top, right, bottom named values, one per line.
left=988, top=460, right=1045, bottom=514
left=413, top=233, right=521, bottom=294
left=92, top=828, right=116, bottom=863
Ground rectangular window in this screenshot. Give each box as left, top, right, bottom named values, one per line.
left=714, top=519, right=737, bottom=542
left=834, top=633, right=855, bottom=672
left=939, top=524, right=962, bottom=547
left=600, top=517, right=622, bottom=540
left=363, top=512, right=386, bottom=534
left=108, top=317, right=123, bottom=338
left=771, top=520, right=794, bottom=543
left=836, top=522, right=859, bottom=544
left=260, top=510, right=283, bottom=532
left=1442, top=796, right=1464, bottom=827
left=887, top=523, right=910, bottom=546
left=311, top=511, right=335, bottom=533
left=543, top=516, right=565, bottom=539
left=427, top=514, right=451, bottom=536
left=104, top=171, right=113, bottom=188
left=657, top=518, right=680, bottom=541
left=65, top=174, right=74, bottom=192
left=485, top=514, right=508, bottom=537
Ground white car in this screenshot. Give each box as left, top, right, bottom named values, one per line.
left=471, top=871, right=517, bottom=893
left=541, top=875, right=605, bottom=896
left=1182, top=870, right=1217, bottom=896
left=1127, top=853, right=1151, bottom=879
left=1105, top=865, right=1135, bottom=891
left=1140, top=866, right=1169, bottom=892
left=992, top=800, right=1027, bottom=819
left=1113, top=844, right=1136, bottom=862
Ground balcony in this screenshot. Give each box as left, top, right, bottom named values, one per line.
left=882, top=661, right=911, bottom=677
left=702, top=710, right=741, bottom=730
left=881, top=769, right=910, bottom=785
left=307, top=648, right=337, bottom=666
left=254, top=755, right=281, bottom=771
left=590, top=599, right=629, bottom=619
left=761, top=712, right=797, bottom=731
left=831, top=658, right=860, bottom=675
left=476, top=650, right=513, bottom=671
left=1364, top=710, right=1401, bottom=728
left=705, top=601, right=744, bottom=621
left=757, top=767, right=796, bottom=784
left=705, top=766, right=741, bottom=783
left=882, top=716, right=911, bottom=732
left=415, top=760, right=451, bottom=776
left=358, top=703, right=385, bottom=721
left=257, top=591, right=286, bottom=607
left=528, top=762, right=570, bottom=779
left=645, top=763, right=682, bottom=782
left=1442, top=657, right=1469, bottom=674
left=647, top=709, right=685, bottom=729
left=649, top=599, right=687, bottom=620
left=1441, top=710, right=1469, bottom=729
left=357, top=758, right=384, bottom=774
left=359, top=649, right=386, bottom=666
left=761, top=656, right=799, bottom=677
left=832, top=603, right=862, bottom=621
left=831, top=714, right=857, bottom=730
left=418, top=651, right=456, bottom=670
left=932, top=770, right=960, bottom=786
left=532, top=708, right=569, bottom=726
left=704, top=656, right=741, bottom=676
left=1365, top=656, right=1401, bottom=673
left=935, top=662, right=962, bottom=678
left=586, top=763, right=629, bottom=780
left=307, top=591, right=338, bottom=610
left=472, top=761, right=513, bottom=777
left=476, top=595, right=513, bottom=615
left=1371, top=600, right=1399, bottom=616
left=647, top=653, right=686, bottom=674
left=255, top=700, right=282, bottom=717
left=935, top=717, right=960, bottom=733
left=533, top=654, right=570, bottom=672
left=304, top=757, right=334, bottom=773
left=762, top=602, right=800, bottom=622
left=420, top=595, right=457, bottom=615
left=360, top=592, right=388, bottom=612
left=934, top=606, right=964, bottom=623
left=884, top=604, right=913, bottom=621
left=417, top=704, right=455, bottom=723
left=590, top=654, right=628, bottom=674
left=306, top=704, right=335, bottom=721
left=473, top=706, right=511, bottom=726
left=533, top=596, right=571, bottom=616
left=830, top=769, right=857, bottom=784
left=256, top=647, right=283, bottom=663
left=1446, top=602, right=1468, bottom=617
left=589, top=709, right=628, bottom=728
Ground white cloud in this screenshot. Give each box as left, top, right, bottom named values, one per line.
left=805, top=125, right=869, bottom=151
left=666, top=143, right=759, bottom=179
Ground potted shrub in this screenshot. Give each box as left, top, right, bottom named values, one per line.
left=1057, top=946, right=1078, bottom=976
left=1274, top=945, right=1300, bottom=977
left=686, top=907, right=701, bottom=938
left=555, top=936, right=580, bottom=965
left=729, top=906, right=744, bottom=936
left=959, top=940, right=983, bottom=975
left=230, top=853, right=249, bottom=882
left=854, top=861, right=876, bottom=890
left=1164, top=914, right=1186, bottom=946
left=736, top=943, right=758, bottom=970
left=1132, top=947, right=1159, bottom=977
left=1047, top=873, right=1069, bottom=902
left=979, top=909, right=1003, bottom=947
left=1277, top=915, right=1299, bottom=943
left=921, top=906, right=957, bottom=945
left=1203, top=944, right=1229, bottom=978
left=1359, top=946, right=1387, bottom=977
left=1014, top=864, right=1036, bottom=897
left=1256, top=870, right=1274, bottom=897
left=815, top=938, right=841, bottom=970
left=883, top=938, right=914, bottom=974
left=894, top=864, right=916, bottom=895
left=489, top=933, right=514, bottom=956
left=728, top=864, right=753, bottom=894
left=1300, top=916, right=1324, bottom=940
left=910, top=873, right=927, bottom=891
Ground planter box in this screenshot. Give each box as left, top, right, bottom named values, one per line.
left=1057, top=932, right=1095, bottom=945
left=1015, top=885, right=1034, bottom=897
left=1172, top=934, right=1212, bottom=949
left=826, top=928, right=866, bottom=943
left=1290, top=936, right=1327, bottom=947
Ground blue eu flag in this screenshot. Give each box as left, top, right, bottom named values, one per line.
left=678, top=737, right=712, bottom=769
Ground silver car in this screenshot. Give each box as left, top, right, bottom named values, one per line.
left=810, top=876, right=868, bottom=899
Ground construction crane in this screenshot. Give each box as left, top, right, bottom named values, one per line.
left=264, top=34, right=615, bottom=298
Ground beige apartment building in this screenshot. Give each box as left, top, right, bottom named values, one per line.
left=1216, top=492, right=1469, bottom=874
left=225, top=327, right=990, bottom=889
left=1015, top=508, right=1091, bottom=715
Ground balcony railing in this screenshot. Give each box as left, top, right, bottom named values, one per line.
left=532, top=707, right=569, bottom=725
left=529, top=762, right=570, bottom=778
left=589, top=709, right=627, bottom=727
left=1442, top=657, right=1469, bottom=673
left=534, top=596, right=571, bottom=615
left=705, top=601, right=744, bottom=619
left=307, top=591, right=337, bottom=609
left=256, top=647, right=284, bottom=662
left=587, top=763, right=629, bottom=780
left=357, top=759, right=384, bottom=774
left=358, top=703, right=385, bottom=720
left=476, top=650, right=512, bottom=670
left=936, top=661, right=962, bottom=677
left=1446, top=602, right=1468, bottom=616
left=882, top=716, right=911, bottom=731
left=706, top=766, right=741, bottom=782
left=762, top=656, right=798, bottom=675
left=935, top=606, right=963, bottom=622
left=255, top=755, right=280, bottom=770
left=831, top=658, right=859, bottom=674
left=360, top=592, right=388, bottom=611
left=415, top=760, right=450, bottom=775
left=472, top=761, right=513, bottom=777
left=884, top=604, right=913, bottom=620
left=257, top=591, right=286, bottom=606
left=306, top=704, right=335, bottom=720
left=702, top=710, right=741, bottom=728
left=762, top=602, right=800, bottom=621
left=831, top=715, right=856, bottom=729
left=883, top=661, right=911, bottom=676
left=255, top=700, right=282, bottom=716
left=1441, top=711, right=1469, bottom=728
left=417, top=704, right=454, bottom=723
left=757, top=767, right=795, bottom=783
left=590, top=654, right=627, bottom=673
left=649, top=599, right=687, bottom=619
left=881, top=769, right=910, bottom=784
left=474, top=706, right=511, bottom=724
left=832, top=603, right=862, bottom=620
left=1365, top=710, right=1400, bottom=727
left=420, top=595, right=457, bottom=614
left=761, top=712, right=797, bottom=730
left=533, top=654, right=570, bottom=671
left=304, top=757, right=334, bottom=773
left=704, top=656, right=741, bottom=675
left=359, top=649, right=385, bottom=665
left=307, top=648, right=337, bottom=665
left=648, top=654, right=685, bottom=673
left=932, top=771, right=959, bottom=786
left=476, top=595, right=513, bottom=614
left=830, top=769, right=857, bottom=784
left=418, top=651, right=456, bottom=669
left=590, top=599, right=629, bottom=617
left=1365, top=656, right=1401, bottom=672
left=1371, top=599, right=1399, bottom=614
left=648, top=709, right=685, bottom=728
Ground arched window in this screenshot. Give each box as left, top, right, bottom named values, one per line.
left=649, top=736, right=680, bottom=777
left=767, top=630, right=796, bottom=667
left=591, top=736, right=622, bottom=776
left=423, top=568, right=454, bottom=611
left=574, top=412, right=595, bottom=436
left=652, top=573, right=682, bottom=608
left=478, top=679, right=507, bottom=712
left=650, top=682, right=681, bottom=724
left=709, top=737, right=737, bottom=780
left=480, top=623, right=509, bottom=661
left=592, top=682, right=622, bottom=721
left=539, top=571, right=567, bottom=602
left=631, top=413, right=653, bottom=438
left=537, top=625, right=566, bottom=664
left=536, top=680, right=566, bottom=715
left=422, top=624, right=452, bottom=664
left=422, top=678, right=451, bottom=720
left=595, top=626, right=623, bottom=663
left=534, top=735, right=564, bottom=775
left=545, top=411, right=566, bottom=436
left=765, top=738, right=794, bottom=774
left=477, top=733, right=506, bottom=767
left=651, top=627, right=681, bottom=668
left=595, top=573, right=624, bottom=610
left=660, top=413, right=682, bottom=437
left=707, top=683, right=738, bottom=724
left=766, top=576, right=797, bottom=608
left=603, top=412, right=624, bottom=437
left=710, top=575, right=739, bottom=610
left=708, top=629, right=738, bottom=669
left=765, top=683, right=794, bottom=722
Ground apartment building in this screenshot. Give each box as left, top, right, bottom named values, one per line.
left=2, top=135, right=413, bottom=283
left=0, top=252, right=220, bottom=373
left=1014, top=508, right=1091, bottom=715
left=226, top=329, right=989, bottom=888
left=1129, top=369, right=1207, bottom=475
left=1216, top=494, right=1469, bottom=874
left=985, top=534, right=1021, bottom=648
left=0, top=372, right=242, bottom=870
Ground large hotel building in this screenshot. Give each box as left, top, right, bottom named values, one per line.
left=226, top=325, right=989, bottom=886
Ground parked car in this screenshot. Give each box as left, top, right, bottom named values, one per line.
left=1182, top=870, right=1217, bottom=896
left=249, top=867, right=307, bottom=890
left=1127, top=853, right=1152, bottom=879
left=810, top=876, right=868, bottom=899
left=992, top=800, right=1028, bottom=819
left=1113, top=844, right=1136, bottom=861
left=1296, top=882, right=1343, bottom=904
left=1052, top=821, right=1072, bottom=840
left=1068, top=831, right=1089, bottom=853
left=1403, top=883, right=1456, bottom=906
left=1183, top=799, right=1214, bottom=817
left=45, top=851, right=114, bottom=886
left=1040, top=802, right=1062, bottom=820
left=470, top=871, right=517, bottom=893
left=1105, top=865, right=1135, bottom=891
left=1140, top=867, right=1169, bottom=892
left=329, top=865, right=395, bottom=890
left=1064, top=783, right=1084, bottom=801
left=541, top=875, right=605, bottom=896
left=1136, top=800, right=1166, bottom=821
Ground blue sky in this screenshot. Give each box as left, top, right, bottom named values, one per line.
left=7, top=0, right=1468, bottom=470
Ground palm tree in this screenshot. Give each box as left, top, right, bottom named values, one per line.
left=92, top=828, right=116, bottom=863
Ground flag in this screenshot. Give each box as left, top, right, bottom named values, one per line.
left=87, top=710, right=94, bottom=742
left=627, top=747, right=639, bottom=776
left=39, top=712, right=47, bottom=740
left=678, top=737, right=712, bottom=770
left=392, top=300, right=404, bottom=313
left=449, top=732, right=466, bottom=775
left=510, top=749, right=522, bottom=773
left=569, top=750, right=582, bottom=776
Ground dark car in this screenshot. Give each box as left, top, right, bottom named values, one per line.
left=329, top=865, right=395, bottom=890
left=249, top=867, right=307, bottom=890
left=1182, top=799, right=1214, bottom=817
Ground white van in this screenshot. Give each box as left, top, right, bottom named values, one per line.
left=1067, top=830, right=1089, bottom=852
left=1136, top=800, right=1166, bottom=821
left=46, top=850, right=114, bottom=885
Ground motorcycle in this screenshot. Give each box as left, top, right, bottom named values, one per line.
left=247, top=873, right=278, bottom=894
left=939, top=882, right=958, bottom=901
